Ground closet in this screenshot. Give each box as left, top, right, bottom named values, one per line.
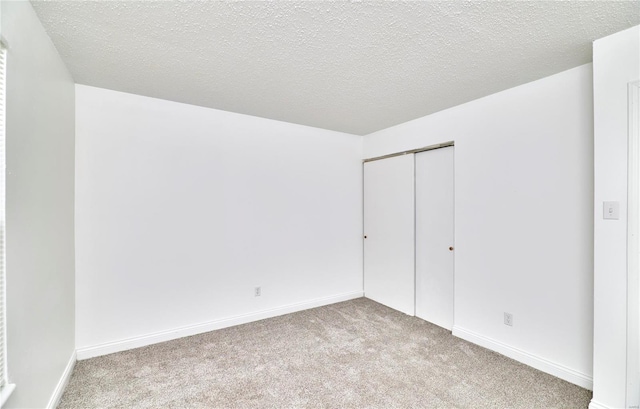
left=363, top=145, right=454, bottom=329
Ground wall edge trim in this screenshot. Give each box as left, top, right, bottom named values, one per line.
left=588, top=399, right=611, bottom=409
left=77, top=291, right=364, bottom=360
left=46, top=350, right=76, bottom=409
left=452, top=325, right=593, bottom=390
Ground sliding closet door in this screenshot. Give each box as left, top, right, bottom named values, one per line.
left=415, top=146, right=454, bottom=330
left=363, top=155, right=415, bottom=315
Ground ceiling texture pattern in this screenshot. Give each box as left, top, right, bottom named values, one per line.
left=31, top=1, right=639, bottom=135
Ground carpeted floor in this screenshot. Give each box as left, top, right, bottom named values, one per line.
left=59, top=298, right=592, bottom=408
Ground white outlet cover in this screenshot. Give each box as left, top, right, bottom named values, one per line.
left=603, top=201, right=620, bottom=220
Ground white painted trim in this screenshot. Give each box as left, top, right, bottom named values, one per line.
left=0, top=383, right=15, bottom=408
left=452, top=325, right=593, bottom=390
left=588, top=399, right=611, bottom=409
left=77, top=291, right=364, bottom=360
left=46, top=350, right=76, bottom=409
left=627, top=80, right=640, bottom=408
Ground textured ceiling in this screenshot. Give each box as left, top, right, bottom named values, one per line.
left=31, top=1, right=640, bottom=135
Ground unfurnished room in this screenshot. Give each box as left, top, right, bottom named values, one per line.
left=0, top=1, right=639, bottom=408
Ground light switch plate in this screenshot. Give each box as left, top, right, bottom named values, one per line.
left=603, top=201, right=620, bottom=220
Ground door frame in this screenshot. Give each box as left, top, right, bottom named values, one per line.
left=627, top=80, right=640, bottom=407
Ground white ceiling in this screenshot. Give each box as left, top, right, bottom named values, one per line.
left=31, top=1, right=639, bottom=135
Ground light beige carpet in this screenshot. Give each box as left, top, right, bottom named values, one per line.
left=59, top=298, right=591, bottom=408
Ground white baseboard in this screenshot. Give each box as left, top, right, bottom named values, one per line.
left=452, top=325, right=593, bottom=390
left=46, top=350, right=76, bottom=409
left=588, top=400, right=611, bottom=409
left=77, top=291, right=364, bottom=360
left=0, top=384, right=16, bottom=407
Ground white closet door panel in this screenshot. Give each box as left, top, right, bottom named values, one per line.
left=364, top=155, right=415, bottom=315
left=415, top=146, right=454, bottom=330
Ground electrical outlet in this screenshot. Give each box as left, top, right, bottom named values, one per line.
left=254, top=286, right=261, bottom=297
left=504, top=312, right=513, bottom=327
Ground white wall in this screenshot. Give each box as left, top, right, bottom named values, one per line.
left=75, top=85, right=363, bottom=355
left=364, top=64, right=594, bottom=388
left=592, top=25, right=640, bottom=409
left=1, top=1, right=76, bottom=408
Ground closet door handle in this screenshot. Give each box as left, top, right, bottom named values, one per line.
left=449, top=246, right=454, bottom=251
